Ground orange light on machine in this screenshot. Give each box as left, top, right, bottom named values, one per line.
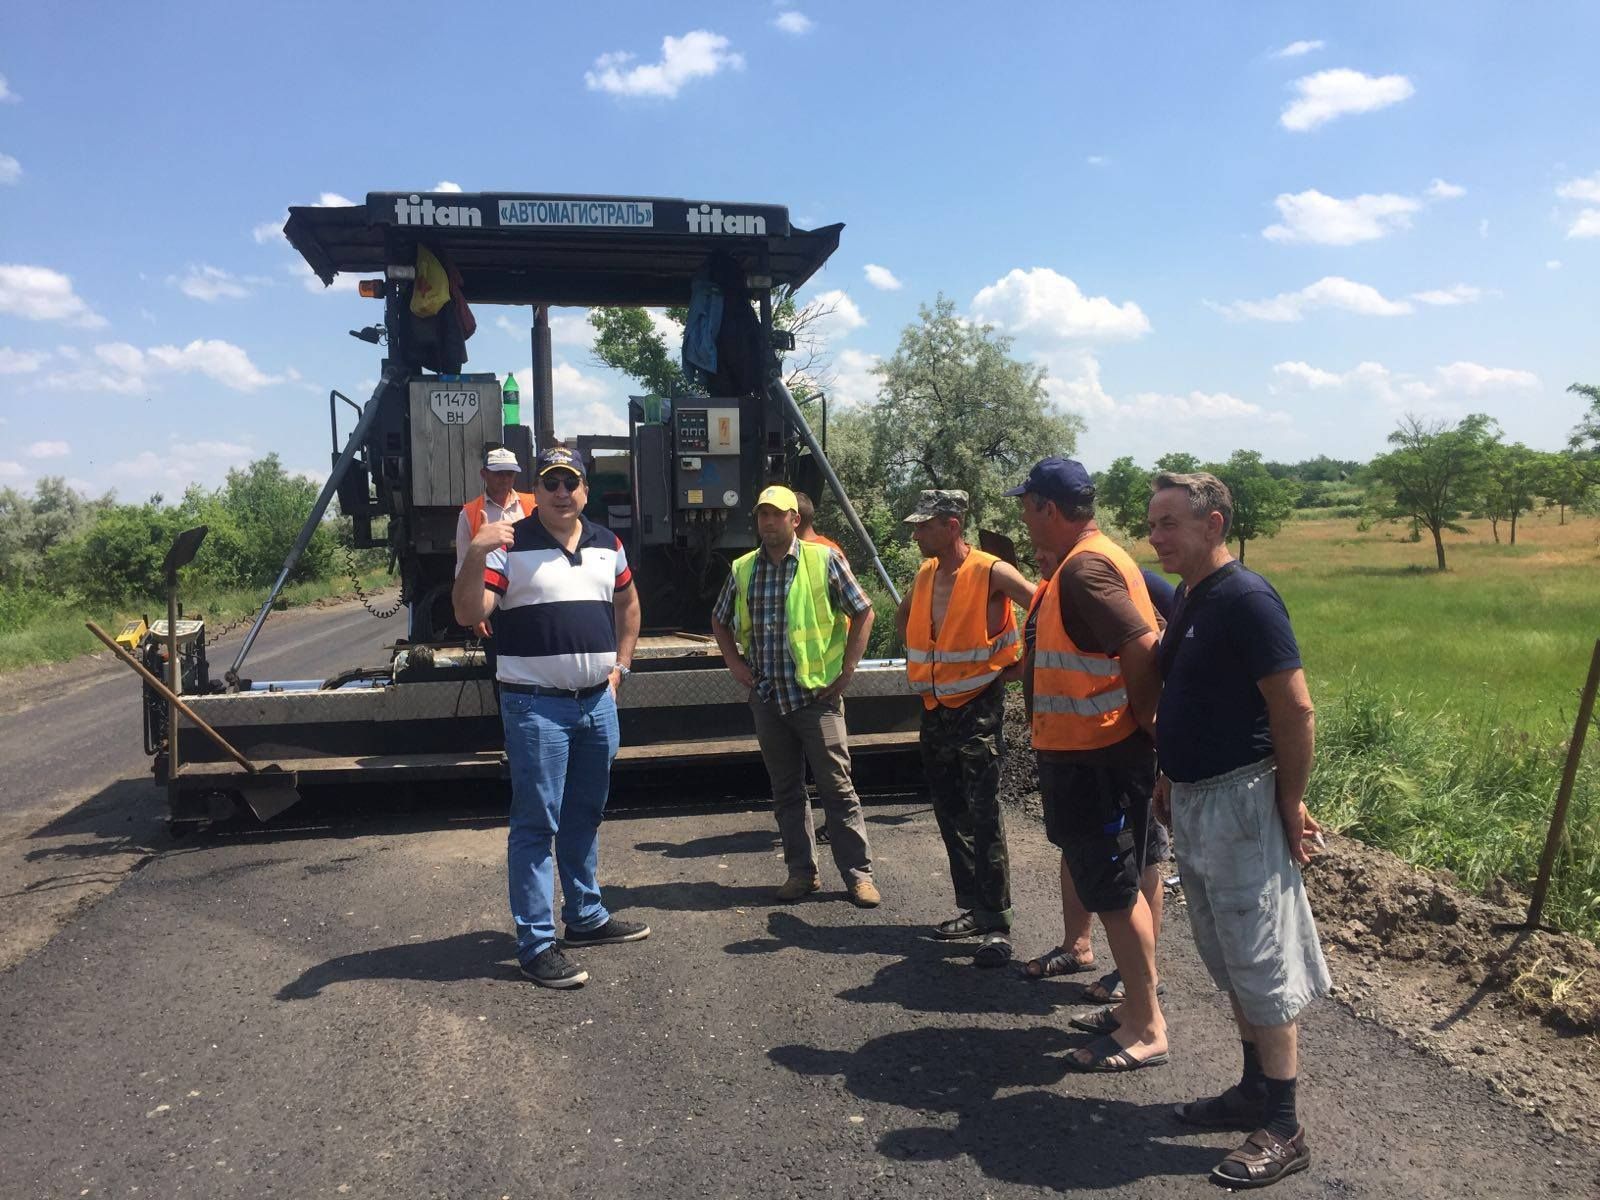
left=358, top=279, right=388, bottom=298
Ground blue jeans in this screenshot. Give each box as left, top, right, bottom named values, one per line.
left=501, top=688, right=619, bottom=963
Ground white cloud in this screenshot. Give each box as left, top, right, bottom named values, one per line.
left=1426, top=178, right=1466, bottom=200
left=773, top=11, right=813, bottom=35
left=863, top=263, right=902, bottom=291
left=807, top=290, right=867, bottom=340
left=1281, top=68, right=1414, bottom=132
left=314, top=192, right=355, bottom=208
left=972, top=267, right=1150, bottom=341
left=0, top=264, right=106, bottom=328
left=1263, top=189, right=1421, bottom=245
left=1215, top=275, right=1413, bottom=322
left=1555, top=172, right=1600, bottom=203
left=0, top=74, right=17, bottom=103
left=828, top=348, right=881, bottom=409
left=1272, top=358, right=1538, bottom=409
left=0, top=152, right=20, bottom=185
left=46, top=339, right=282, bottom=395
left=1085, top=155, right=1108, bottom=166
left=0, top=347, right=48, bottom=373
left=1434, top=361, right=1539, bottom=393
left=1566, top=209, right=1600, bottom=239
left=108, top=439, right=258, bottom=494
left=26, top=440, right=69, bottom=459
left=1274, top=39, right=1325, bottom=58
left=251, top=221, right=282, bottom=245
left=169, top=264, right=259, bottom=302
left=1410, top=283, right=1486, bottom=306
left=1547, top=259, right=1562, bottom=270
left=585, top=30, right=744, bottom=99
left=433, top=180, right=463, bottom=193
left=1478, top=217, right=1490, bottom=238
left=1128, top=390, right=1270, bottom=422
left=0, top=461, right=23, bottom=480
left=1271, top=361, right=1344, bottom=389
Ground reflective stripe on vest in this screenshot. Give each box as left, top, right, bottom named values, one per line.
left=904, top=549, right=1022, bottom=710
left=1031, top=531, right=1157, bottom=751
left=730, top=540, right=848, bottom=691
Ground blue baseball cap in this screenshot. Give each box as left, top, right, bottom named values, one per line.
left=1004, top=456, right=1095, bottom=502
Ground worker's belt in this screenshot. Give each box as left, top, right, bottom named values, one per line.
left=499, top=680, right=610, bottom=699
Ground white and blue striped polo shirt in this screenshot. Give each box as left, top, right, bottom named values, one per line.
left=484, top=515, right=632, bottom=689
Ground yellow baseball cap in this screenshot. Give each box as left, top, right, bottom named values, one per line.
left=754, top=484, right=799, bottom=513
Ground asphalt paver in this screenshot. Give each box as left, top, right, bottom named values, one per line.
left=4, top=788, right=1598, bottom=1199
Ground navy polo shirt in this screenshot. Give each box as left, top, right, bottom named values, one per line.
left=1156, top=562, right=1302, bottom=784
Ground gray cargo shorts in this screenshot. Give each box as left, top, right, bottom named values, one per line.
left=1170, top=757, right=1331, bottom=1026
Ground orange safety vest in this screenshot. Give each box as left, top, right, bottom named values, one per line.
left=802, top=530, right=845, bottom=558
left=462, top=491, right=537, bottom=536
left=1031, top=531, right=1157, bottom=751
left=905, top=548, right=1021, bottom=710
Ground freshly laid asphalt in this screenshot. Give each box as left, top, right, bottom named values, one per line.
left=2, top=603, right=1599, bottom=1197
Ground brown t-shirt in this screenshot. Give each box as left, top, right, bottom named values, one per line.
left=1033, top=550, right=1160, bottom=766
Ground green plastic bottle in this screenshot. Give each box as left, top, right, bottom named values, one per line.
left=502, top=373, right=521, bottom=430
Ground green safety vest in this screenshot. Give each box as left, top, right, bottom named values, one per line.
left=731, top=540, right=848, bottom=690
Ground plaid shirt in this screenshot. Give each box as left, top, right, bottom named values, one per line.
left=713, top=537, right=873, bottom=714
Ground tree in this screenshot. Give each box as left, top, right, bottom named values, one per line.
left=1096, top=456, right=1153, bottom=535
left=1479, top=442, right=1540, bottom=544
left=865, top=296, right=1083, bottom=538
left=1536, top=451, right=1592, bottom=525
left=1570, top=382, right=1600, bottom=457
left=1154, top=451, right=1202, bottom=474
left=1368, top=413, right=1498, bottom=571
left=1207, top=449, right=1297, bottom=563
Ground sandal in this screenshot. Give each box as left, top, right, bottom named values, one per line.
left=934, top=911, right=1006, bottom=940
left=1068, top=1006, right=1119, bottom=1036
left=1083, top=970, right=1166, bottom=1002
left=974, top=932, right=1013, bottom=968
left=1019, top=945, right=1093, bottom=979
left=1210, top=1126, right=1309, bottom=1189
left=1064, top=1033, right=1169, bottom=1073
left=1174, top=1086, right=1262, bottom=1131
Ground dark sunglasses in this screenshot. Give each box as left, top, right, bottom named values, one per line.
left=540, top=472, right=582, bottom=493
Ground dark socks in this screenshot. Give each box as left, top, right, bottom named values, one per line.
left=1239, top=1040, right=1266, bottom=1096
left=1262, top=1074, right=1299, bottom=1139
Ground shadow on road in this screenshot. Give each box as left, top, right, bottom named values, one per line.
left=633, top=828, right=777, bottom=859
left=726, top=911, right=1080, bottom=1017
left=771, top=1025, right=1219, bottom=1190
left=605, top=879, right=781, bottom=912
left=277, top=929, right=518, bottom=999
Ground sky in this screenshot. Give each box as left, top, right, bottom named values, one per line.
left=2, top=1, right=1598, bottom=502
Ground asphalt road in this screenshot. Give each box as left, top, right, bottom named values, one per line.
left=3, top=602, right=1599, bottom=1198
left=0, top=600, right=398, bottom=968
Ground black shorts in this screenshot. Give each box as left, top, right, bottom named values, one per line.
left=1038, top=754, right=1157, bottom=913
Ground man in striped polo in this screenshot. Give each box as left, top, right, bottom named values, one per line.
left=452, top=445, right=647, bottom=989
left=709, top=484, right=881, bottom=907
left=896, top=489, right=1035, bottom=965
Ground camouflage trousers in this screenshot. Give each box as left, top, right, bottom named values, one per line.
left=919, top=682, right=1012, bottom=927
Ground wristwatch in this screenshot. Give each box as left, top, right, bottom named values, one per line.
left=614, top=664, right=632, bottom=681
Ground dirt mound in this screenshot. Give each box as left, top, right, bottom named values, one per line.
left=1308, top=837, right=1600, bottom=1034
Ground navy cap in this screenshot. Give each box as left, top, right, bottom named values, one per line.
left=1004, top=456, right=1095, bottom=502
left=536, top=446, right=585, bottom=479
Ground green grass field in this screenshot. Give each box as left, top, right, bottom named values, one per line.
left=0, top=571, right=397, bottom=675
left=1238, top=513, right=1600, bottom=732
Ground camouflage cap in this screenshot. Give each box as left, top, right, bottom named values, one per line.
left=903, top=489, right=969, bottom=524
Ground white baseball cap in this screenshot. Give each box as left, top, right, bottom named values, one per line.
left=484, top=447, right=520, bottom=473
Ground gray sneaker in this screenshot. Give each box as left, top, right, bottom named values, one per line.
left=519, top=946, right=589, bottom=988
left=563, top=918, right=651, bottom=946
